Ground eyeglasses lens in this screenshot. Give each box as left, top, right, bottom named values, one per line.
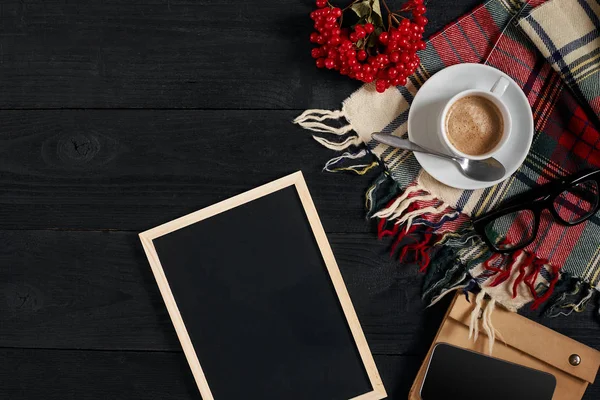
left=553, top=180, right=599, bottom=224
left=484, top=209, right=536, bottom=251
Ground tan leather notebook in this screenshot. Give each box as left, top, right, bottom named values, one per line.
left=409, top=293, right=600, bottom=400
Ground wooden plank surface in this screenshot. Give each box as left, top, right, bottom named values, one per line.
left=0, top=0, right=481, bottom=109
left=2, top=230, right=598, bottom=353
left=2, top=0, right=598, bottom=399
left=1, top=350, right=599, bottom=399
left=0, top=230, right=442, bottom=353
left=0, top=350, right=427, bottom=400
left=0, top=110, right=374, bottom=232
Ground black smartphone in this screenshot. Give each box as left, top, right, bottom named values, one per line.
left=420, top=343, right=556, bottom=400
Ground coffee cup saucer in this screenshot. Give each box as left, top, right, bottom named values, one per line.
left=407, top=63, right=533, bottom=190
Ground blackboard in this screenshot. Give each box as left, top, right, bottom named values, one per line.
left=139, top=171, right=386, bottom=400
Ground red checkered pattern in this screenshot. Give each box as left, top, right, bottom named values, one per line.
left=374, top=0, right=600, bottom=290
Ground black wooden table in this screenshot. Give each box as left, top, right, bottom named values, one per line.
left=1, top=1, right=598, bottom=399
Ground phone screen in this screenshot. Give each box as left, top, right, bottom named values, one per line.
left=420, top=343, right=556, bottom=400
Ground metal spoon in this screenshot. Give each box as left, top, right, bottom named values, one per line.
left=371, top=132, right=506, bottom=182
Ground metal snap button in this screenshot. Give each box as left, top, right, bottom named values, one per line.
left=569, top=354, right=581, bottom=366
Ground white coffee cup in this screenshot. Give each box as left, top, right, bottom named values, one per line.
left=438, top=76, right=512, bottom=160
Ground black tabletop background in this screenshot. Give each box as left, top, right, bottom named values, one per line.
left=1, top=1, right=598, bottom=399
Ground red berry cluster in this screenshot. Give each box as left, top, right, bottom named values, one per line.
left=310, top=0, right=428, bottom=93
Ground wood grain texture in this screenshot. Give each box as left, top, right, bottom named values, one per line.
left=0, top=350, right=425, bottom=400
left=0, top=0, right=482, bottom=109
left=4, top=0, right=599, bottom=398
left=0, top=110, right=377, bottom=232
left=1, top=230, right=599, bottom=355
left=1, top=349, right=598, bottom=400
left=0, top=230, right=441, bottom=354
left=0, top=348, right=203, bottom=400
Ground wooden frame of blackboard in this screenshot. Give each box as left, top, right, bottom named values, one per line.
left=139, top=171, right=387, bottom=400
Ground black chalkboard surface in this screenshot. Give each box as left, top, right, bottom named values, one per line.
left=140, top=172, right=386, bottom=400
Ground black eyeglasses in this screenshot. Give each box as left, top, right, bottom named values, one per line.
left=473, top=169, right=600, bottom=253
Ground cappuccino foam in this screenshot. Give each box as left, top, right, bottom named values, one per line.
left=445, top=95, right=503, bottom=156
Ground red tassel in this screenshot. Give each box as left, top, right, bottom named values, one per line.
left=399, top=244, right=410, bottom=261
left=377, top=218, right=386, bottom=239
left=483, top=252, right=506, bottom=274
left=418, top=248, right=429, bottom=271
left=378, top=218, right=400, bottom=239
left=375, top=196, right=438, bottom=272
left=512, top=252, right=535, bottom=299
left=530, top=261, right=560, bottom=310
left=397, top=231, right=433, bottom=271
left=377, top=197, right=420, bottom=239
left=376, top=197, right=404, bottom=239
left=391, top=225, right=417, bottom=256
left=524, top=258, right=547, bottom=301
left=483, top=239, right=517, bottom=283
left=489, top=250, right=523, bottom=287
left=417, top=233, right=433, bottom=271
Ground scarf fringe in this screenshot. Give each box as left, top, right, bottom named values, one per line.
left=374, top=184, right=464, bottom=274
left=544, top=277, right=597, bottom=317
left=372, top=185, right=429, bottom=220
left=294, top=109, right=362, bottom=151
left=365, top=172, right=403, bottom=218
left=423, top=250, right=471, bottom=303
left=313, top=135, right=363, bottom=150
left=481, top=297, right=497, bottom=355
left=469, top=291, right=486, bottom=343
left=294, top=108, right=344, bottom=123
left=468, top=291, right=499, bottom=355
left=427, top=279, right=471, bottom=307
left=482, top=251, right=562, bottom=310
left=322, top=148, right=379, bottom=175
left=368, top=173, right=582, bottom=315
left=293, top=109, right=352, bottom=133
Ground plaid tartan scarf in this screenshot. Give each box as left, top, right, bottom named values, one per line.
left=295, top=0, right=600, bottom=317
